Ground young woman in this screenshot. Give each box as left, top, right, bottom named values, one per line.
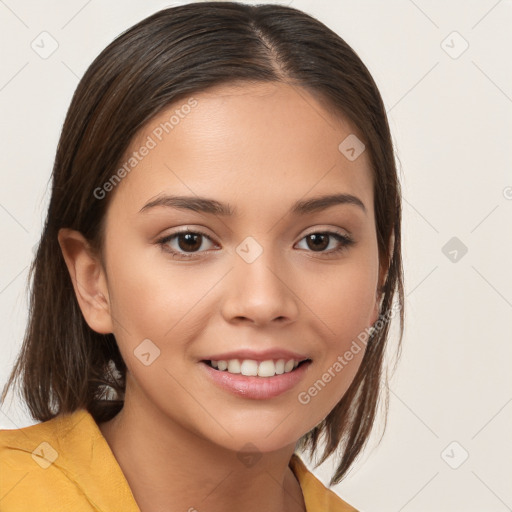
left=0, top=2, right=404, bottom=511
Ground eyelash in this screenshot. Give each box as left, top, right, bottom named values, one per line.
left=156, top=228, right=355, bottom=260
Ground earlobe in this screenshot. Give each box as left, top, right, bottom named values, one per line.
left=57, top=228, right=114, bottom=334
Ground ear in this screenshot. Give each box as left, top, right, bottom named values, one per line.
left=371, top=231, right=395, bottom=325
left=57, top=228, right=114, bottom=334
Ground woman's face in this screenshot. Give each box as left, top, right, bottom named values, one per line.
left=96, top=82, right=381, bottom=452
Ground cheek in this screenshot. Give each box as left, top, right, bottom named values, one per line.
left=294, top=257, right=377, bottom=410
left=303, top=256, right=378, bottom=342
left=105, top=244, right=220, bottom=350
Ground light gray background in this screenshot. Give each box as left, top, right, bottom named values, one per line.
left=1, top=1, right=511, bottom=511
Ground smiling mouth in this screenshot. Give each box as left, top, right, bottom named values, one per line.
left=202, top=358, right=312, bottom=378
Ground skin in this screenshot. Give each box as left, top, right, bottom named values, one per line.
left=58, top=81, right=384, bottom=512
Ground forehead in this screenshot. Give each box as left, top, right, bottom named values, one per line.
left=106, top=81, right=374, bottom=220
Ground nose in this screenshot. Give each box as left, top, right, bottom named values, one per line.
left=220, top=245, right=300, bottom=327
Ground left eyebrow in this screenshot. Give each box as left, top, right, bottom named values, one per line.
left=291, top=193, right=367, bottom=216
left=138, top=193, right=367, bottom=216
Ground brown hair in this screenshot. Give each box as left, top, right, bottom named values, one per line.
left=1, top=1, right=404, bottom=485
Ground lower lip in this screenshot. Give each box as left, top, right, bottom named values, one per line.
left=199, top=361, right=312, bottom=400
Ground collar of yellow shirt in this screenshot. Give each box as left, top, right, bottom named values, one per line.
left=0, top=408, right=358, bottom=512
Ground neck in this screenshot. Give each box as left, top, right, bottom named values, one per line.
left=98, top=387, right=306, bottom=512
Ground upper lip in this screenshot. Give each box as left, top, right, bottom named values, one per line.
left=201, top=348, right=311, bottom=363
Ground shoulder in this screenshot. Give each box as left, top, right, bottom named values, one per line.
left=0, top=408, right=91, bottom=467
left=0, top=409, right=108, bottom=511
left=289, top=454, right=359, bottom=512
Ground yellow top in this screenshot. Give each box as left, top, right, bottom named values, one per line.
left=0, top=408, right=358, bottom=511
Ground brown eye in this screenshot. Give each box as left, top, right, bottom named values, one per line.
left=296, top=231, right=355, bottom=255
left=158, top=229, right=354, bottom=260
left=177, top=232, right=203, bottom=252
left=305, top=233, right=329, bottom=251
left=158, top=229, right=216, bottom=258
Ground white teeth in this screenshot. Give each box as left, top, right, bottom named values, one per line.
left=258, top=360, right=276, bottom=377
left=240, top=360, right=258, bottom=376
left=284, top=360, right=295, bottom=372
left=227, top=359, right=241, bottom=373
left=208, top=358, right=305, bottom=377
